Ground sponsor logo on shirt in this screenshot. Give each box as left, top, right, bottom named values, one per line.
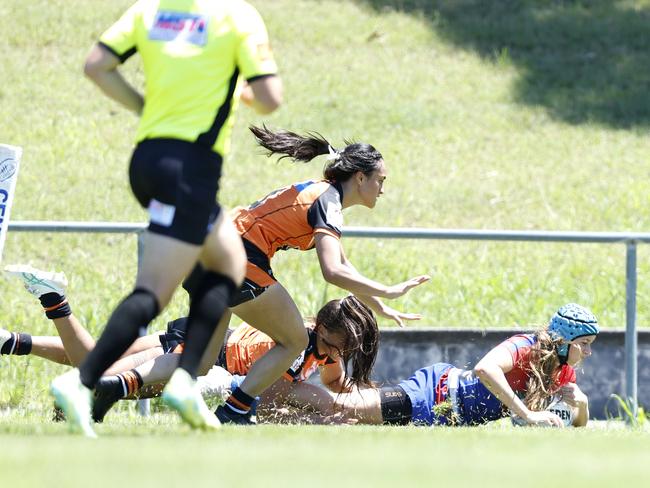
left=149, top=11, right=209, bottom=46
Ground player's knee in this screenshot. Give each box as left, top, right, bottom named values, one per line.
left=286, top=326, right=309, bottom=355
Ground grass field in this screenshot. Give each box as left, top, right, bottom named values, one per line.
left=1, top=0, right=649, bottom=476
left=2, top=0, right=650, bottom=331
left=0, top=412, right=647, bottom=487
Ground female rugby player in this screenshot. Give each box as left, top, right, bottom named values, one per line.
left=271, top=304, right=598, bottom=428
left=187, top=125, right=430, bottom=424
left=2, top=266, right=379, bottom=423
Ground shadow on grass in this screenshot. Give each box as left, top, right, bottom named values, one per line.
left=359, top=0, right=650, bottom=128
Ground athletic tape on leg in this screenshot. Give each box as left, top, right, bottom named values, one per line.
left=0, top=144, right=22, bottom=264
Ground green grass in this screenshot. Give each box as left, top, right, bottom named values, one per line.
left=1, top=1, right=650, bottom=410
left=0, top=411, right=647, bottom=487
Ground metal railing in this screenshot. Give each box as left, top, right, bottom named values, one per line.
left=8, top=221, right=647, bottom=419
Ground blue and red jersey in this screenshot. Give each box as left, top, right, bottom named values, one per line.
left=398, top=333, right=577, bottom=426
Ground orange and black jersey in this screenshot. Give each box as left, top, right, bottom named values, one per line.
left=161, top=318, right=337, bottom=382
left=232, top=180, right=344, bottom=260
left=225, top=323, right=337, bottom=383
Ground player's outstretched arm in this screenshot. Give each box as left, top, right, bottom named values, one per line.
left=474, top=346, right=563, bottom=427
left=315, top=233, right=430, bottom=300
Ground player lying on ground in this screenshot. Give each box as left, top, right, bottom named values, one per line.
left=91, top=301, right=598, bottom=428
left=0, top=265, right=379, bottom=423
left=97, top=302, right=598, bottom=427
left=271, top=303, right=598, bottom=427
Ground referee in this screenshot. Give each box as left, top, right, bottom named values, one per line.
left=51, top=0, right=282, bottom=436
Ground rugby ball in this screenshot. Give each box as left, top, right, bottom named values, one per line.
left=546, top=397, right=574, bottom=427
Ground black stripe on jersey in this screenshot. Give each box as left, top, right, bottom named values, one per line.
left=196, top=68, right=240, bottom=149
left=98, top=41, right=136, bottom=63
left=246, top=73, right=276, bottom=84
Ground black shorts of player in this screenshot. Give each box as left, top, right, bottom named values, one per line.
left=182, top=259, right=268, bottom=308
left=230, top=277, right=268, bottom=307
left=380, top=385, right=412, bottom=425
left=229, top=238, right=275, bottom=307
left=129, top=138, right=222, bottom=245
left=158, top=317, right=189, bottom=353
left=158, top=316, right=231, bottom=368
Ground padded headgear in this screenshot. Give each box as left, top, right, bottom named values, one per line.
left=548, top=303, right=599, bottom=361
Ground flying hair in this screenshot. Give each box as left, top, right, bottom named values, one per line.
left=249, top=125, right=384, bottom=183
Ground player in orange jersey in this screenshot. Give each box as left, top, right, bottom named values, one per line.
left=181, top=125, right=431, bottom=424
left=2, top=266, right=379, bottom=423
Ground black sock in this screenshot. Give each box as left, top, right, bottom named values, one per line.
left=225, top=387, right=255, bottom=415
left=182, top=263, right=205, bottom=299
left=0, top=332, right=32, bottom=355
left=178, top=272, right=236, bottom=378
left=39, top=292, right=72, bottom=319
left=92, top=369, right=143, bottom=423
left=79, top=288, right=159, bottom=388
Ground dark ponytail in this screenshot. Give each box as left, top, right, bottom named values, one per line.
left=250, top=125, right=383, bottom=183
left=315, top=295, right=379, bottom=388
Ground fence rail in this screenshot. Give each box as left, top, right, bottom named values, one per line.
left=8, top=220, right=645, bottom=419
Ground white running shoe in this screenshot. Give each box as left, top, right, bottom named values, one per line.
left=4, top=264, right=68, bottom=298
left=196, top=366, right=234, bottom=402
left=0, top=328, right=12, bottom=351
left=50, top=368, right=96, bottom=438
left=162, top=368, right=221, bottom=430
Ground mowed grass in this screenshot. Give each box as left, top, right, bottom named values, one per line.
left=2, top=0, right=650, bottom=325
left=0, top=413, right=647, bottom=487
left=1, top=1, right=650, bottom=416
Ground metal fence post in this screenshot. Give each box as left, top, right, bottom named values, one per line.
left=625, top=242, right=638, bottom=422
left=136, top=230, right=151, bottom=417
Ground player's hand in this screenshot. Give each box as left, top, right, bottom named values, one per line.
left=559, top=383, right=588, bottom=407
left=384, top=275, right=431, bottom=299
left=524, top=410, right=564, bottom=428
left=379, top=306, right=422, bottom=328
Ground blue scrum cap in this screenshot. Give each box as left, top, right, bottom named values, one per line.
left=548, top=303, right=599, bottom=358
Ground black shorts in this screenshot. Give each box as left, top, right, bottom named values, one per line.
left=158, top=317, right=188, bottom=353
left=158, top=316, right=231, bottom=368
left=229, top=239, right=275, bottom=307
left=129, top=138, right=222, bottom=245
left=183, top=259, right=269, bottom=308
left=380, top=385, right=412, bottom=426
left=230, top=276, right=269, bottom=307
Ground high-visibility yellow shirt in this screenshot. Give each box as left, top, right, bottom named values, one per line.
left=99, top=0, right=278, bottom=155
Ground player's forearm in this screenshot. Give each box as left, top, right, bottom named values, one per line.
left=573, top=400, right=589, bottom=427
left=474, top=364, right=529, bottom=419
left=245, top=75, right=282, bottom=114
left=86, top=69, right=144, bottom=114
left=355, top=294, right=387, bottom=315
left=322, top=265, right=390, bottom=297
